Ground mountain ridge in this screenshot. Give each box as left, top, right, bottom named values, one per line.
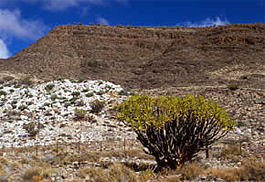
left=0, top=23, right=264, bottom=89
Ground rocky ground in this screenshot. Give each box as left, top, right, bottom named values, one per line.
left=0, top=78, right=264, bottom=181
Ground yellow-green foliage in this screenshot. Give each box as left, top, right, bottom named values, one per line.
left=116, top=94, right=234, bottom=131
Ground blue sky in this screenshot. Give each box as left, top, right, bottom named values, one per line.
left=0, top=0, right=264, bottom=58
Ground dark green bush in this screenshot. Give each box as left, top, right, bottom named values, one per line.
left=74, top=108, right=87, bottom=120
left=90, top=100, right=105, bottom=114
left=45, top=84, right=55, bottom=91
left=116, top=95, right=235, bottom=171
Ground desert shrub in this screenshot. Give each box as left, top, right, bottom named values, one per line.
left=73, top=22, right=77, bottom=25
left=71, top=91, right=80, bottom=97
left=116, top=95, right=235, bottom=171
left=236, top=121, right=249, bottom=127
left=76, top=100, right=85, bottom=106
left=221, top=144, right=241, bottom=157
left=86, top=92, right=94, bottom=97
left=96, top=90, right=105, bottom=95
left=0, top=176, right=8, bottom=182
left=78, top=22, right=83, bottom=25
left=18, top=104, right=28, bottom=111
left=139, top=168, right=154, bottom=181
left=206, top=168, right=240, bottom=181
left=178, top=162, right=203, bottom=180
left=50, top=94, right=58, bottom=101
left=89, top=22, right=94, bottom=26
left=19, top=76, right=33, bottom=85
left=45, top=84, right=55, bottom=91
left=206, top=157, right=265, bottom=181
left=22, top=168, right=41, bottom=181
left=0, top=91, right=7, bottom=96
left=82, top=89, right=89, bottom=92
left=2, top=75, right=14, bottom=82
left=117, top=24, right=123, bottom=28
left=74, top=108, right=87, bottom=120
left=64, top=102, right=71, bottom=107
left=108, top=163, right=138, bottom=182
left=90, top=100, right=105, bottom=114
left=79, top=167, right=108, bottom=181
left=80, top=163, right=138, bottom=182
left=23, top=122, right=44, bottom=137
left=227, top=83, right=239, bottom=91
left=240, top=157, right=265, bottom=181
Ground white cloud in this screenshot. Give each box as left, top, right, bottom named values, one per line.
left=25, top=0, right=125, bottom=11
left=181, top=17, right=229, bottom=27
left=0, top=38, right=10, bottom=59
left=97, top=16, right=110, bottom=25
left=0, top=9, right=48, bottom=40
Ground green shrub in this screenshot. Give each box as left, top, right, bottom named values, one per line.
left=19, top=76, right=33, bottom=85
left=74, top=108, right=87, bottom=120
left=96, top=90, right=105, bottom=95
left=82, top=89, right=89, bottom=92
left=50, top=94, right=58, bottom=101
left=71, top=91, right=80, bottom=97
left=18, top=104, right=28, bottom=111
left=227, top=83, right=239, bottom=91
left=116, top=95, right=235, bottom=171
left=90, top=100, right=105, bottom=114
left=86, top=92, right=94, bottom=97
left=0, top=91, right=7, bottom=96
left=23, top=122, right=44, bottom=137
left=45, top=84, right=55, bottom=91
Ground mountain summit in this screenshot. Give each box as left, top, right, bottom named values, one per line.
left=0, top=23, right=264, bottom=89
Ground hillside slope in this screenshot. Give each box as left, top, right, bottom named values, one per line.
left=0, top=23, right=264, bottom=89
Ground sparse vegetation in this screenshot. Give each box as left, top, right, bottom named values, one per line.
left=74, top=108, right=87, bottom=120
left=23, top=122, right=44, bottom=137
left=50, top=94, right=58, bottom=101
left=90, top=99, right=105, bottom=114
left=19, top=76, right=33, bottom=85
left=0, top=91, right=7, bottom=96
left=227, top=83, right=239, bottom=91
left=45, top=84, right=55, bottom=91
left=80, top=163, right=138, bottom=182
left=71, top=91, right=80, bottom=97
left=178, top=162, right=203, bottom=180
left=116, top=94, right=235, bottom=171
left=221, top=144, right=241, bottom=157
left=18, top=104, right=28, bottom=111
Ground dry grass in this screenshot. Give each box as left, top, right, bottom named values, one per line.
left=80, top=163, right=138, bottom=182
left=205, top=157, right=265, bottom=181
left=22, top=168, right=42, bottom=182
left=178, top=162, right=203, bottom=180
left=221, top=144, right=241, bottom=157
left=240, top=157, right=265, bottom=181
left=22, top=167, right=58, bottom=182
left=0, top=176, right=8, bottom=182
left=138, top=168, right=154, bottom=182
left=206, top=168, right=241, bottom=181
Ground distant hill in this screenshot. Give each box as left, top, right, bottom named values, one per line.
left=0, top=23, right=264, bottom=89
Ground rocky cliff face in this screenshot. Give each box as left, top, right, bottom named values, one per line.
left=0, top=23, right=264, bottom=89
